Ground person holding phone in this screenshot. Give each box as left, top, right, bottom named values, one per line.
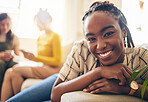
left=1, top=9, right=62, bottom=102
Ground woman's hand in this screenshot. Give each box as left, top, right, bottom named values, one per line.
left=96, top=63, right=132, bottom=85
left=0, top=51, right=13, bottom=61
left=21, top=50, right=35, bottom=60
left=83, top=78, right=130, bottom=94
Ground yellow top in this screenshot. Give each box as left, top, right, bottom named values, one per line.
left=34, top=31, right=62, bottom=66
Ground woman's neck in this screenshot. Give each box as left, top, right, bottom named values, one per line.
left=0, top=34, right=6, bottom=42
left=45, top=28, right=52, bottom=34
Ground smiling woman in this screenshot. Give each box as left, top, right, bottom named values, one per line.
left=51, top=1, right=148, bottom=102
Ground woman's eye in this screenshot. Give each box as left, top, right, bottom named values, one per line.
left=87, top=38, right=96, bottom=42
left=104, top=31, right=114, bottom=37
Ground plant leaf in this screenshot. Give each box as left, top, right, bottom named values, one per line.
left=129, top=65, right=148, bottom=85
left=141, top=78, right=148, bottom=99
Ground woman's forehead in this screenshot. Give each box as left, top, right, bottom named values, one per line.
left=88, top=11, right=118, bottom=22
left=0, top=18, right=10, bottom=23
left=84, top=11, right=119, bottom=30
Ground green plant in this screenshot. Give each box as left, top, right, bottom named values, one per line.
left=129, top=65, right=148, bottom=99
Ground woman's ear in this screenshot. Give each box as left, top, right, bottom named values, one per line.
left=122, top=27, right=127, bottom=38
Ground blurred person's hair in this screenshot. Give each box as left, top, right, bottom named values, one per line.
left=34, top=8, right=52, bottom=27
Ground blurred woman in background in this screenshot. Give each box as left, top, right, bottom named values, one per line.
left=0, top=13, right=19, bottom=98
left=1, top=9, right=62, bottom=102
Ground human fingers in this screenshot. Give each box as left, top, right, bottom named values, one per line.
left=20, top=50, right=30, bottom=56
left=83, top=78, right=107, bottom=92
left=88, top=78, right=106, bottom=88
left=90, top=79, right=121, bottom=94
left=3, top=57, right=11, bottom=61
left=121, top=66, right=131, bottom=83
left=21, top=50, right=27, bottom=56
left=20, top=49, right=26, bottom=53
left=113, top=69, right=126, bottom=85
left=123, top=64, right=133, bottom=75
left=90, top=86, right=106, bottom=94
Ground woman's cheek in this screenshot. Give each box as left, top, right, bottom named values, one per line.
left=88, top=44, right=96, bottom=55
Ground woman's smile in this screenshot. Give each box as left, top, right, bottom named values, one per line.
left=96, top=50, right=112, bottom=60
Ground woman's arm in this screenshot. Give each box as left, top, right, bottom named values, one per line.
left=135, top=84, right=148, bottom=100
left=51, top=63, right=131, bottom=102
left=51, top=68, right=101, bottom=102
left=13, top=35, right=20, bottom=56
left=13, top=42, right=19, bottom=56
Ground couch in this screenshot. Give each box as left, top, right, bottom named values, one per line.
left=61, top=91, right=147, bottom=102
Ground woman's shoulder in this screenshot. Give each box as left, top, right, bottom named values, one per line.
left=125, top=47, right=148, bottom=56
left=11, top=33, right=19, bottom=41
left=71, top=39, right=91, bottom=55
left=74, top=39, right=88, bottom=47
left=52, top=31, right=59, bottom=36
left=12, top=34, right=18, bottom=39
left=11, top=33, right=19, bottom=46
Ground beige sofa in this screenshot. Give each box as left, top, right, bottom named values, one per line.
left=61, top=91, right=146, bottom=102
left=20, top=42, right=73, bottom=91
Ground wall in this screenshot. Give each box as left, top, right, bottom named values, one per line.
left=19, top=38, right=37, bottom=55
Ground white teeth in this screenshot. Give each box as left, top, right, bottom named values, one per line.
left=100, top=51, right=111, bottom=57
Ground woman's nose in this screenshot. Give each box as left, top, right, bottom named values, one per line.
left=96, top=39, right=107, bottom=51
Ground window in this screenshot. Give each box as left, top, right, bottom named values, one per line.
left=0, top=0, right=20, bottom=35
left=0, top=0, right=65, bottom=39
left=122, top=0, right=148, bottom=45
left=16, top=0, right=65, bottom=39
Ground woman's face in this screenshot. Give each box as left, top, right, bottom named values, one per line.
left=0, top=18, right=11, bottom=34
left=84, top=11, right=126, bottom=66
left=36, top=18, right=51, bottom=31
left=36, top=21, right=45, bottom=31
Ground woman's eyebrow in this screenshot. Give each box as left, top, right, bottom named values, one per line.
left=101, top=25, right=115, bottom=32
left=85, top=26, right=115, bottom=37
left=85, top=33, right=95, bottom=37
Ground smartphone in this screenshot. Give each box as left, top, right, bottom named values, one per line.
left=19, top=49, right=27, bottom=53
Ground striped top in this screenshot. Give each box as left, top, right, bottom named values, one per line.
left=59, top=39, right=148, bottom=84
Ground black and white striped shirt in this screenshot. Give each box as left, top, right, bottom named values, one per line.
left=59, top=39, right=148, bottom=84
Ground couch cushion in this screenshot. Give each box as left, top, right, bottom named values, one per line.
left=21, top=79, right=42, bottom=91
left=61, top=91, right=146, bottom=102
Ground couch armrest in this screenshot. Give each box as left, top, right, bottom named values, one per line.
left=61, top=91, right=146, bottom=102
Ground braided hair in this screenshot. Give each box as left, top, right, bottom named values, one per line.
left=82, top=1, right=134, bottom=48
left=0, top=13, right=13, bottom=42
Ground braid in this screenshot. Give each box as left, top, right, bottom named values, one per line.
left=82, top=1, right=134, bottom=48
